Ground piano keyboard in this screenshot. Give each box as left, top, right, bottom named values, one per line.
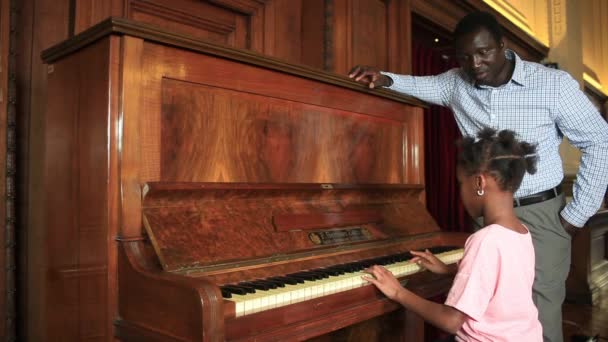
left=222, top=247, right=463, bottom=317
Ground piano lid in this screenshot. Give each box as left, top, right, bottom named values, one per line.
left=142, top=182, right=440, bottom=272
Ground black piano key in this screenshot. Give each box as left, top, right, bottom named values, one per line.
left=305, top=270, right=330, bottom=278
left=269, top=276, right=302, bottom=285
left=231, top=283, right=257, bottom=293
left=239, top=281, right=271, bottom=291
left=221, top=285, right=248, bottom=295
left=261, top=279, right=286, bottom=287
left=220, top=288, right=233, bottom=298
left=333, top=264, right=356, bottom=272
left=323, top=267, right=345, bottom=275
left=278, top=276, right=305, bottom=284
left=251, top=280, right=279, bottom=289
left=287, top=273, right=318, bottom=281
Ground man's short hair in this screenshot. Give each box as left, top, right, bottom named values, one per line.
left=453, top=11, right=503, bottom=43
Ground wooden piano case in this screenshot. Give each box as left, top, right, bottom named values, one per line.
left=42, top=18, right=468, bottom=341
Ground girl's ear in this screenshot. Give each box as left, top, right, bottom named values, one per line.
left=476, top=174, right=487, bottom=191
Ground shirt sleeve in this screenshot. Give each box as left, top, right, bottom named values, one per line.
left=555, top=72, right=608, bottom=227
left=380, top=69, right=458, bottom=107
left=445, top=231, right=499, bottom=321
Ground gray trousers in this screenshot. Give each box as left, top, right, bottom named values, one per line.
left=476, top=193, right=569, bottom=342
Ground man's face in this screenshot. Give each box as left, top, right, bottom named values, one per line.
left=454, top=27, right=507, bottom=86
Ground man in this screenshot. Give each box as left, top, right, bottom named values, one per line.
left=349, top=11, right=608, bottom=342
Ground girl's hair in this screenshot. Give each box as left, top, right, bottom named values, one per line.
left=458, top=128, right=537, bottom=192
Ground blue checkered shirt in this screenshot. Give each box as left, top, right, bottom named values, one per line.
left=382, top=50, right=608, bottom=227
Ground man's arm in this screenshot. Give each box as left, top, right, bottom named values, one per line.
left=555, top=72, right=608, bottom=229
left=348, top=65, right=458, bottom=107
left=381, top=69, right=457, bottom=107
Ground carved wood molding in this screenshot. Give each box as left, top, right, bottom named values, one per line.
left=3, top=0, right=17, bottom=340
left=129, top=0, right=236, bottom=35
left=208, top=0, right=267, bottom=15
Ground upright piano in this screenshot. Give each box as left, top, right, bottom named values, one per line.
left=42, top=18, right=468, bottom=342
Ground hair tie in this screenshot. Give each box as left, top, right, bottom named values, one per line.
left=490, top=153, right=536, bottom=161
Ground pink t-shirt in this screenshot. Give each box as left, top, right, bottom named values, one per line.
left=445, top=224, right=543, bottom=341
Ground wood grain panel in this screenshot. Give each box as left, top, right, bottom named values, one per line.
left=119, top=36, right=145, bottom=241
left=45, top=38, right=111, bottom=341
left=142, top=184, right=437, bottom=273
left=137, top=41, right=420, bottom=182
left=351, top=0, right=387, bottom=69
left=160, top=79, right=404, bottom=183
left=18, top=0, right=72, bottom=340
left=301, top=0, right=325, bottom=69
left=330, top=0, right=412, bottom=75
left=73, top=0, right=124, bottom=34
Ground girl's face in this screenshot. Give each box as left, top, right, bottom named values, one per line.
left=456, top=166, right=483, bottom=219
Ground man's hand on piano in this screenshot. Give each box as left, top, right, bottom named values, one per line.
left=362, top=265, right=405, bottom=301
left=410, top=249, right=453, bottom=275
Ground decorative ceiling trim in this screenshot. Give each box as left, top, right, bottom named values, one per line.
left=481, top=0, right=544, bottom=45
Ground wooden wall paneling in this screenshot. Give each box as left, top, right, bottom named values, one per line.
left=330, top=0, right=412, bottom=76
left=0, top=0, right=9, bottom=338
left=44, top=37, right=112, bottom=341
left=125, top=0, right=263, bottom=50
left=208, top=0, right=268, bottom=53
left=331, top=0, right=353, bottom=74
left=331, top=0, right=390, bottom=75
left=73, top=0, right=125, bottom=34
left=387, top=0, right=412, bottom=74
left=15, top=1, right=34, bottom=339
left=410, top=0, right=467, bottom=38
left=301, top=0, right=325, bottom=70
left=350, top=0, right=387, bottom=71
left=17, top=0, right=72, bottom=340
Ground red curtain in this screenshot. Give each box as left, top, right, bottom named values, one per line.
left=411, top=42, right=470, bottom=233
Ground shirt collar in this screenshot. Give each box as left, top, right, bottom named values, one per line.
left=507, top=49, right=526, bottom=87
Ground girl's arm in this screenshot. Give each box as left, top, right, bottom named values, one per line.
left=364, top=265, right=467, bottom=334
left=393, top=286, right=467, bottom=334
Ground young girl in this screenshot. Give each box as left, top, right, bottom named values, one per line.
left=364, top=128, right=543, bottom=341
